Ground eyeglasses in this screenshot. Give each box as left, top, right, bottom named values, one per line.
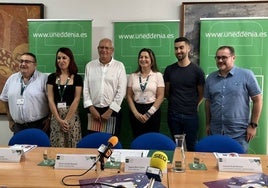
left=19, top=59, right=35, bottom=64
left=214, top=56, right=232, bottom=61
left=98, top=46, right=113, bottom=50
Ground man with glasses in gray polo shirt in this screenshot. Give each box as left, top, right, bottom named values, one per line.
left=0, top=52, right=50, bottom=135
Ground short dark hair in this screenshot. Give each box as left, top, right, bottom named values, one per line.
left=216, top=46, right=235, bottom=56
left=21, top=52, right=37, bottom=63
left=174, top=37, right=191, bottom=45
left=135, top=48, right=159, bottom=73
left=55, top=47, right=78, bottom=76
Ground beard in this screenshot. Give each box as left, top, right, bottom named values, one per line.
left=176, top=53, right=186, bottom=61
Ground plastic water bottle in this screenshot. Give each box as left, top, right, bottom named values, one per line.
left=172, top=134, right=186, bottom=172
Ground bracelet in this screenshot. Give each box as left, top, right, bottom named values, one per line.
left=147, top=106, right=157, bottom=115
left=145, top=112, right=151, bottom=118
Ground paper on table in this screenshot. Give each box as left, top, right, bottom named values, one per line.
left=79, top=172, right=166, bottom=188
left=108, top=149, right=149, bottom=163
left=204, top=173, right=268, bottom=188
left=101, top=181, right=135, bottom=188
left=10, top=144, right=37, bottom=153
left=213, top=152, right=239, bottom=158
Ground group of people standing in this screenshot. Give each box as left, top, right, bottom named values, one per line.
left=0, top=37, right=262, bottom=153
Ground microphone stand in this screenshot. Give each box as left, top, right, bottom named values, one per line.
left=100, top=155, right=105, bottom=171
left=97, top=142, right=115, bottom=171
left=147, top=178, right=155, bottom=188
left=98, top=148, right=112, bottom=171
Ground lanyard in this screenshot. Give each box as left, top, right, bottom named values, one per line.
left=57, top=77, right=70, bottom=102
left=139, top=74, right=150, bottom=92
left=20, top=77, right=28, bottom=96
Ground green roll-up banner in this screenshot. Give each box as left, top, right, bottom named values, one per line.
left=113, top=21, right=179, bottom=146
left=114, top=21, right=180, bottom=73
left=200, top=18, right=268, bottom=154
left=28, top=19, right=92, bottom=74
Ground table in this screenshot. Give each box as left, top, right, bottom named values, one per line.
left=0, top=147, right=168, bottom=187
left=168, top=152, right=268, bottom=188
left=0, top=147, right=267, bottom=187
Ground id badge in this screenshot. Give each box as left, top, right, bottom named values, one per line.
left=17, top=98, right=24, bottom=105
left=57, top=102, right=67, bottom=109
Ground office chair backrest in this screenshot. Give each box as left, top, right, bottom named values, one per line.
left=76, top=132, right=123, bottom=149
left=8, top=128, right=50, bottom=147
left=130, top=132, right=176, bottom=150
left=194, top=134, right=245, bottom=154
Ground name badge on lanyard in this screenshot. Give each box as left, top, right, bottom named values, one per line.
left=139, top=74, right=150, bottom=103
left=57, top=76, right=70, bottom=109
left=138, top=94, right=148, bottom=103
left=57, top=102, right=67, bottom=109
left=18, top=77, right=27, bottom=105
left=17, top=98, right=24, bottom=105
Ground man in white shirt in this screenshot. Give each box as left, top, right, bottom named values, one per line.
left=0, top=52, right=50, bottom=134
left=83, top=38, right=127, bottom=136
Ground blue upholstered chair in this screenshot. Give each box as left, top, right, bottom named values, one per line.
left=8, top=128, right=50, bottom=147
left=130, top=132, right=176, bottom=150
left=194, top=134, right=245, bottom=154
left=76, top=132, right=123, bottom=149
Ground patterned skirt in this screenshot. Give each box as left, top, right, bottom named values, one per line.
left=50, top=107, right=81, bottom=148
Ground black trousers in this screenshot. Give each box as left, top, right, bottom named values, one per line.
left=13, top=116, right=49, bottom=135
left=129, top=102, right=161, bottom=139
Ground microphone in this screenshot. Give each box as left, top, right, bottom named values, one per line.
left=146, top=151, right=168, bottom=187
left=97, top=136, right=118, bottom=170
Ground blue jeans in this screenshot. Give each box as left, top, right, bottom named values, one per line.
left=210, top=130, right=248, bottom=153
left=168, top=112, right=199, bottom=151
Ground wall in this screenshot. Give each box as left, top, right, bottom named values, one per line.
left=4, top=0, right=179, bottom=59
left=1, top=0, right=264, bottom=147
left=0, top=0, right=180, bottom=146
left=0, top=116, right=13, bottom=145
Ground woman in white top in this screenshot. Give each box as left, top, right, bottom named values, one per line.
left=127, top=48, right=165, bottom=138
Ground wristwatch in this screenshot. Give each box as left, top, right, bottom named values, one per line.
left=249, top=122, right=258, bottom=128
